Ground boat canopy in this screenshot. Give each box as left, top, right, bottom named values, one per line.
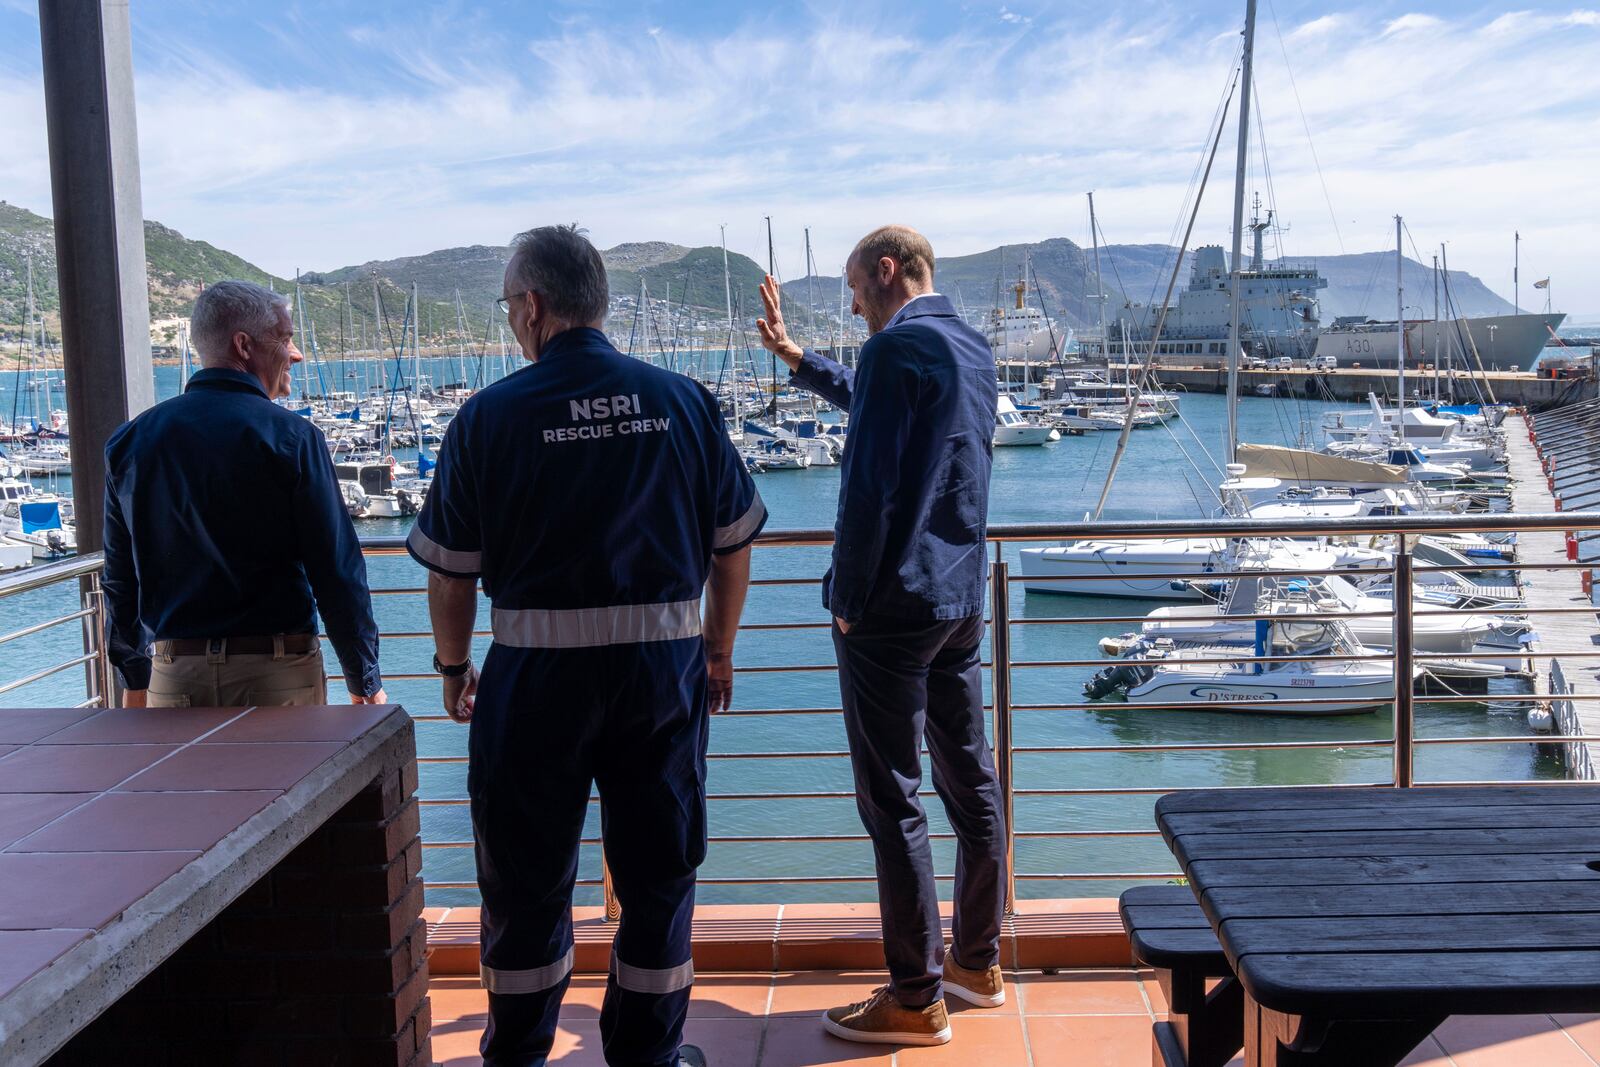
left=1236, top=442, right=1408, bottom=484
left=19, top=500, right=61, bottom=533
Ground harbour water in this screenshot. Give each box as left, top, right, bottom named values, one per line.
left=0, top=360, right=1555, bottom=906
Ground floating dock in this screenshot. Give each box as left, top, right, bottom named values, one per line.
left=1507, top=406, right=1600, bottom=777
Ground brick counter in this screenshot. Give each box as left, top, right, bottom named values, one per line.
left=0, top=705, right=428, bottom=1066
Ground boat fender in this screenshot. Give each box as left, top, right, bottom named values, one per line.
left=1527, top=704, right=1554, bottom=734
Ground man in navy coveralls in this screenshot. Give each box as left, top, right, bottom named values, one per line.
left=755, top=225, right=1005, bottom=1047
left=409, top=225, right=764, bottom=1067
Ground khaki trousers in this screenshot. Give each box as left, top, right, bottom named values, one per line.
left=147, top=643, right=329, bottom=708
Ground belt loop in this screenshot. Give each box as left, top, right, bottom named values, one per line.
left=272, top=634, right=286, bottom=661
left=207, top=638, right=226, bottom=665
left=155, top=639, right=172, bottom=664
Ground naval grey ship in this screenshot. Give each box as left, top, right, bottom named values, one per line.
left=1094, top=201, right=1326, bottom=364
left=1313, top=311, right=1566, bottom=372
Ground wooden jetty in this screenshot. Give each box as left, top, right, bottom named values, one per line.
left=1505, top=411, right=1600, bottom=777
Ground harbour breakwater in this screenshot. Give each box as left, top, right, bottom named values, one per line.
left=993, top=361, right=1597, bottom=410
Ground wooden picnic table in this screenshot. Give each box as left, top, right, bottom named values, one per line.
left=1155, top=784, right=1600, bottom=1066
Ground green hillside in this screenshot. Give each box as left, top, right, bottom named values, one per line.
left=782, top=236, right=1115, bottom=330
left=781, top=237, right=1520, bottom=328
left=0, top=200, right=457, bottom=354
left=2, top=200, right=1521, bottom=357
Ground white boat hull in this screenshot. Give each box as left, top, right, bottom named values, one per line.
left=1126, top=666, right=1393, bottom=715
left=994, top=424, right=1060, bottom=446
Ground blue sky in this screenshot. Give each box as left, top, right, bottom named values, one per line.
left=2, top=1, right=1596, bottom=312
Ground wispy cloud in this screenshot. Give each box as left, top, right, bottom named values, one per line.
left=1381, top=12, right=1445, bottom=36
left=0, top=4, right=1595, bottom=307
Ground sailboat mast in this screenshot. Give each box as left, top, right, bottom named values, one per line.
left=765, top=216, right=777, bottom=413
left=1088, top=192, right=1108, bottom=365
left=719, top=224, right=734, bottom=334
left=804, top=227, right=816, bottom=346
left=1395, top=215, right=1406, bottom=443
left=1224, top=0, right=1258, bottom=465
left=1514, top=230, right=1520, bottom=316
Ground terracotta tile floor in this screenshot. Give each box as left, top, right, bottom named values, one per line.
left=428, top=969, right=1600, bottom=1066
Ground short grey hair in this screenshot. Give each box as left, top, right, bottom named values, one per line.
left=191, top=280, right=291, bottom=362
left=507, top=224, right=608, bottom=326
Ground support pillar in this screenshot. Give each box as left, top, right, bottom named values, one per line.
left=38, top=0, right=155, bottom=551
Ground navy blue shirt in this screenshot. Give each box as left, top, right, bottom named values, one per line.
left=406, top=328, right=765, bottom=644
left=103, top=368, right=382, bottom=695
left=790, top=294, right=996, bottom=622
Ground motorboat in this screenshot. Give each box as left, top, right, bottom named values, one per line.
left=1114, top=572, right=1513, bottom=656
left=741, top=438, right=812, bottom=471
left=0, top=498, right=76, bottom=559
left=1044, top=402, right=1161, bottom=433
left=994, top=394, right=1060, bottom=446
left=334, top=461, right=424, bottom=519
left=745, top=417, right=843, bottom=467
left=1018, top=536, right=1390, bottom=599
left=1084, top=620, right=1395, bottom=715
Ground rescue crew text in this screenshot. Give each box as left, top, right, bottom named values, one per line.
left=545, top=393, right=670, bottom=443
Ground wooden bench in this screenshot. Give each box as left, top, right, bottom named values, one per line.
left=1119, top=885, right=1242, bottom=1067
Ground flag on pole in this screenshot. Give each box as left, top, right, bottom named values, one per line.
left=1534, top=278, right=1551, bottom=290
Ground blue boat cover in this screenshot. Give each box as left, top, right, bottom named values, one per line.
left=19, top=500, right=61, bottom=534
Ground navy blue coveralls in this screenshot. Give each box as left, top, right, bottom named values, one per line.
left=407, top=328, right=766, bottom=1066
left=789, top=293, right=1006, bottom=1008
left=102, top=367, right=382, bottom=696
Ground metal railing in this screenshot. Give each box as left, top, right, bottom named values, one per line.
left=4, top=511, right=1600, bottom=912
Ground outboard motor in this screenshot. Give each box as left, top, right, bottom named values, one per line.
left=1082, top=662, right=1154, bottom=699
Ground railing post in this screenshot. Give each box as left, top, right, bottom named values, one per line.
left=1393, top=541, right=1416, bottom=788
left=989, top=559, right=1017, bottom=914
left=602, top=851, right=620, bottom=922
left=80, top=570, right=113, bottom=708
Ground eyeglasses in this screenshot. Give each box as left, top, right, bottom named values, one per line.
left=496, top=290, right=532, bottom=315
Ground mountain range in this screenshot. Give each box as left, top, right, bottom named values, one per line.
left=0, top=199, right=1521, bottom=354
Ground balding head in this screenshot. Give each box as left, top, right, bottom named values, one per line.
left=844, top=225, right=936, bottom=334
left=848, top=225, right=935, bottom=288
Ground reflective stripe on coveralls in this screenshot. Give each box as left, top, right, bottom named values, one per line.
left=491, top=599, right=702, bottom=648
left=610, top=952, right=696, bottom=995
left=480, top=947, right=576, bottom=995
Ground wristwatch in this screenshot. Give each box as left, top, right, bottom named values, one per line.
left=433, top=653, right=473, bottom=677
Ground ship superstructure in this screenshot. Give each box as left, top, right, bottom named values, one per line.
left=987, top=263, right=1060, bottom=364
left=1098, top=200, right=1327, bottom=364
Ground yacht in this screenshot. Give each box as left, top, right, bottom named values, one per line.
left=1018, top=536, right=1389, bottom=600
left=994, top=394, right=1060, bottom=447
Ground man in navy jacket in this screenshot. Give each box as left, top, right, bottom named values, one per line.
left=756, top=226, right=1006, bottom=1047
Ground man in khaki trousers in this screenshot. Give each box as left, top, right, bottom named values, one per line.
left=102, top=280, right=385, bottom=708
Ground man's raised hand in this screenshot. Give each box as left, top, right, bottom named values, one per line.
left=755, top=274, right=804, bottom=369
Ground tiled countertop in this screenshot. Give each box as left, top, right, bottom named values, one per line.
left=0, top=703, right=414, bottom=1064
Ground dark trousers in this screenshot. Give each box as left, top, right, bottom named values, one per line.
left=832, top=613, right=1007, bottom=1007
left=469, top=638, right=708, bottom=1067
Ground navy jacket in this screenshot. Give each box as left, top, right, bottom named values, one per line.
left=790, top=294, right=996, bottom=622
left=103, top=368, right=382, bottom=695
left=407, top=328, right=765, bottom=636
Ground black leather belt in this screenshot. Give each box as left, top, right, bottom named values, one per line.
left=155, top=634, right=319, bottom=656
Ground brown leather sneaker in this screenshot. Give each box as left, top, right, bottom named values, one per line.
left=822, top=985, right=952, bottom=1046
left=944, top=951, right=1006, bottom=1007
